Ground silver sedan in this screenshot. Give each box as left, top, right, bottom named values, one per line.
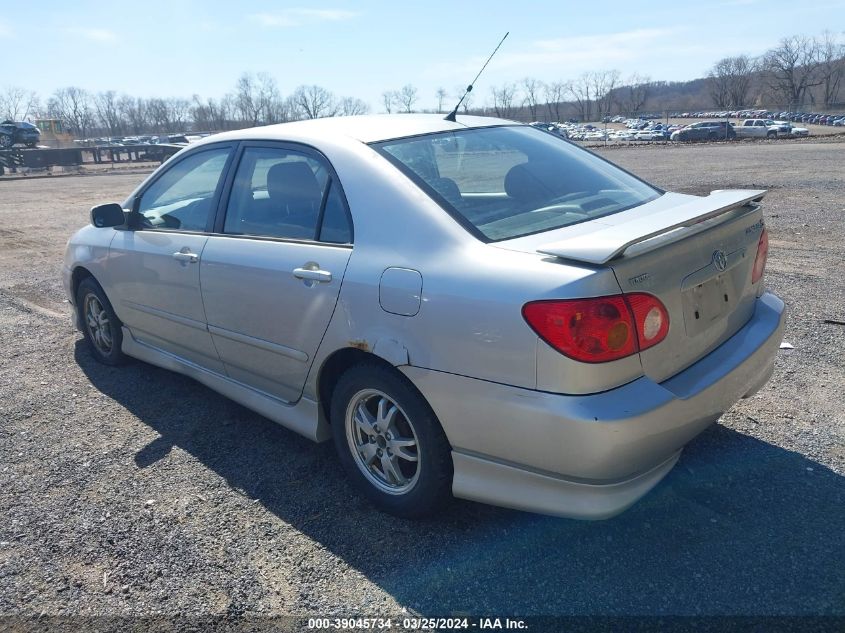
left=63, top=115, right=785, bottom=519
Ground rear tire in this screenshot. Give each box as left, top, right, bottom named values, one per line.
left=76, top=277, right=128, bottom=366
left=330, top=362, right=453, bottom=518
left=0, top=134, right=12, bottom=148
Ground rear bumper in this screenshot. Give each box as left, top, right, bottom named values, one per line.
left=402, top=292, right=785, bottom=519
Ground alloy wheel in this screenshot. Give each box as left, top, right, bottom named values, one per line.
left=84, top=294, right=113, bottom=355
left=345, top=389, right=421, bottom=495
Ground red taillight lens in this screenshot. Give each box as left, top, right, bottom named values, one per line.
left=522, top=293, right=669, bottom=363
left=752, top=227, right=769, bottom=284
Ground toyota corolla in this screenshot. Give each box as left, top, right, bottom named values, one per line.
left=63, top=114, right=784, bottom=519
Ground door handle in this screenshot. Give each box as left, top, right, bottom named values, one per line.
left=293, top=267, right=332, bottom=283
left=172, top=251, right=198, bottom=263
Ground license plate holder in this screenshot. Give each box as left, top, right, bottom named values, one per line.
left=682, top=274, right=730, bottom=337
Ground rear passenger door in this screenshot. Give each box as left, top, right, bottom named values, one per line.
left=200, top=143, right=354, bottom=403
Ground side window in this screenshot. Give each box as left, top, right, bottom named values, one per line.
left=224, top=147, right=352, bottom=243
left=138, top=147, right=230, bottom=231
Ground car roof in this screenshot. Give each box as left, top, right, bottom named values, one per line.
left=205, top=113, right=519, bottom=145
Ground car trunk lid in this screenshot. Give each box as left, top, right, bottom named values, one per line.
left=501, top=190, right=768, bottom=383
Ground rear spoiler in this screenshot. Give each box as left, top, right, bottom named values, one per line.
left=537, top=189, right=766, bottom=265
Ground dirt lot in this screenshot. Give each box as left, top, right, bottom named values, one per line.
left=0, top=141, right=843, bottom=625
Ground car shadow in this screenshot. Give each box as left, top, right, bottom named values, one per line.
left=75, top=341, right=844, bottom=616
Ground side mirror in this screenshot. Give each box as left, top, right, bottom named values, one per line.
left=90, top=203, right=126, bottom=228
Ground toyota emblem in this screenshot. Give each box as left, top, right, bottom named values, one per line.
left=712, top=249, right=728, bottom=271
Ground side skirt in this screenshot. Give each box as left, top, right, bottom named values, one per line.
left=121, top=326, right=329, bottom=442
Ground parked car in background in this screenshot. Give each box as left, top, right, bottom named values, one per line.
left=733, top=119, right=779, bottom=139
left=0, top=120, right=41, bottom=148
left=671, top=121, right=736, bottom=142
left=64, top=114, right=784, bottom=520
left=634, top=129, right=663, bottom=141
left=767, top=120, right=793, bottom=136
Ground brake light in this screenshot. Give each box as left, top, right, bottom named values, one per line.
left=752, top=227, right=769, bottom=284
left=522, top=293, right=670, bottom=363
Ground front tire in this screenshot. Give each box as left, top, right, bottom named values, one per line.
left=76, top=277, right=127, bottom=366
left=330, top=363, right=453, bottom=518
left=0, top=134, right=12, bottom=148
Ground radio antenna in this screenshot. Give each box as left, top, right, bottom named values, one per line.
left=444, top=31, right=509, bottom=122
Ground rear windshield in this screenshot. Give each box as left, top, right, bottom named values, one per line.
left=373, top=126, right=660, bottom=241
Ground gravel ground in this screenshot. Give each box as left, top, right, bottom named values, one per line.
left=0, top=141, right=843, bottom=626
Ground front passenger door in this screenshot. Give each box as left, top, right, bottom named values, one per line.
left=108, top=144, right=235, bottom=372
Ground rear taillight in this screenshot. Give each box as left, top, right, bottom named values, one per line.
left=625, top=293, right=670, bottom=351
left=522, top=293, right=670, bottom=363
left=752, top=227, right=769, bottom=284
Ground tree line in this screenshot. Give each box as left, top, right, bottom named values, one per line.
left=1, top=31, right=842, bottom=139
left=707, top=32, right=844, bottom=110
left=0, top=73, right=371, bottom=140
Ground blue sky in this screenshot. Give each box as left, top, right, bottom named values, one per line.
left=2, top=0, right=843, bottom=111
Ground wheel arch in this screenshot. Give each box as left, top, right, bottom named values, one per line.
left=316, top=346, right=438, bottom=435
left=317, top=347, right=399, bottom=426
left=70, top=266, right=95, bottom=328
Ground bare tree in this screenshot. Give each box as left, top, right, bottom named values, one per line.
left=339, top=97, right=369, bottom=116
left=117, top=96, right=147, bottom=134
left=145, top=98, right=170, bottom=131
left=707, top=59, right=732, bottom=108
left=249, top=72, right=290, bottom=125
left=167, top=98, right=191, bottom=130
left=622, top=74, right=652, bottom=115
left=234, top=73, right=263, bottom=125
left=592, top=70, right=620, bottom=119
left=708, top=56, right=755, bottom=108
left=93, top=91, right=122, bottom=136
left=381, top=91, right=396, bottom=114
left=265, top=95, right=294, bottom=125
left=453, top=85, right=474, bottom=114
left=0, top=86, right=39, bottom=120
left=219, top=94, right=236, bottom=129
left=435, top=87, right=447, bottom=113
left=521, top=77, right=543, bottom=121
left=191, top=94, right=238, bottom=131
left=490, top=83, right=518, bottom=119
left=543, top=81, right=566, bottom=121
left=569, top=73, right=593, bottom=122
left=48, top=87, right=95, bottom=139
left=816, top=31, right=844, bottom=107
left=293, top=85, right=337, bottom=119
left=760, top=35, right=822, bottom=107
left=727, top=55, right=755, bottom=108
left=397, top=84, right=418, bottom=113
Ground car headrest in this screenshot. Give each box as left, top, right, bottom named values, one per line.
left=430, top=177, right=462, bottom=207
left=504, top=162, right=545, bottom=204
left=266, top=162, right=322, bottom=214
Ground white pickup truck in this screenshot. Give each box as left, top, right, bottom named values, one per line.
left=733, top=119, right=789, bottom=139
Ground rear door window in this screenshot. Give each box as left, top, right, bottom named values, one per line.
left=223, top=146, right=352, bottom=243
